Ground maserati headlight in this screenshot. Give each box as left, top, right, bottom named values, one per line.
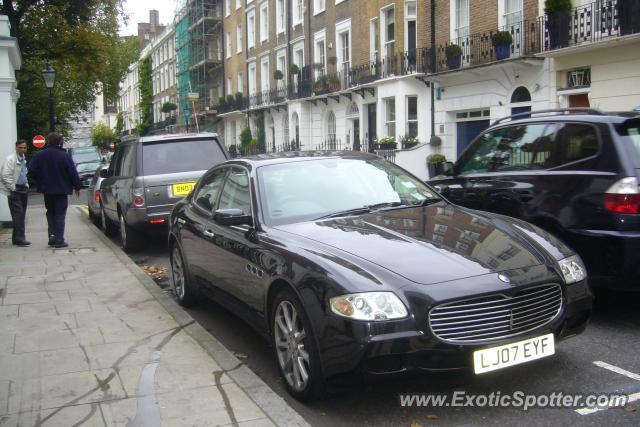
left=329, top=292, right=408, bottom=321
left=558, top=255, right=586, bottom=285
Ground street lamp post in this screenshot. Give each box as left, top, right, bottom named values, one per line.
left=41, top=63, right=56, bottom=132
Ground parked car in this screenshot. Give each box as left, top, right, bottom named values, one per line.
left=429, top=108, right=640, bottom=290
left=100, top=133, right=228, bottom=252
left=168, top=152, right=592, bottom=402
left=87, top=163, right=109, bottom=227
left=69, top=146, right=103, bottom=187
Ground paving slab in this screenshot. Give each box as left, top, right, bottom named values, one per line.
left=0, top=205, right=309, bottom=426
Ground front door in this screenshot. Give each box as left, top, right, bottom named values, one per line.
left=353, top=119, right=361, bottom=150
left=456, top=120, right=490, bottom=158
left=367, top=103, right=377, bottom=151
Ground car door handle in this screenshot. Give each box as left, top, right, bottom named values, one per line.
left=177, top=218, right=186, bottom=225
left=203, top=229, right=215, bottom=238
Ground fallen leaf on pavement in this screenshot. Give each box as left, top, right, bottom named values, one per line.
left=623, top=406, right=637, bottom=413
left=425, top=414, right=439, bottom=420
left=411, top=421, right=424, bottom=427
left=233, top=352, right=248, bottom=359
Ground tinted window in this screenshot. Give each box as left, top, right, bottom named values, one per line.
left=218, top=168, right=251, bottom=215
left=142, top=139, right=226, bottom=175
left=549, top=123, right=599, bottom=167
left=618, top=120, right=640, bottom=168
left=121, top=145, right=136, bottom=176
left=114, top=145, right=131, bottom=176
left=193, top=168, right=227, bottom=212
left=458, top=124, right=558, bottom=174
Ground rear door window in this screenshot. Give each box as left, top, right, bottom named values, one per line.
left=218, top=167, right=251, bottom=215
left=546, top=123, right=599, bottom=168
left=142, top=139, right=226, bottom=175
left=617, top=120, right=640, bottom=168
left=457, top=123, right=558, bottom=174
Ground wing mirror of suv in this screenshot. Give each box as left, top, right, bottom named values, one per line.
left=99, top=169, right=109, bottom=178
left=213, top=208, right=253, bottom=226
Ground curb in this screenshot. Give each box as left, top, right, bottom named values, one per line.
left=74, top=207, right=310, bottom=427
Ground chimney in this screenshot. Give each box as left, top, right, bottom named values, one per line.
left=149, top=10, right=160, bottom=27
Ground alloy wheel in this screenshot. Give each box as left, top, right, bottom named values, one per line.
left=274, top=300, right=310, bottom=392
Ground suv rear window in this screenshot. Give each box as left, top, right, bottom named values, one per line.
left=618, top=121, right=640, bottom=167
left=142, top=139, right=226, bottom=175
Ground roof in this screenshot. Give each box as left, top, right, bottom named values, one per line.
left=225, top=151, right=382, bottom=168
left=492, top=109, right=640, bottom=128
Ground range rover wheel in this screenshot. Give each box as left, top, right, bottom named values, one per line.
left=119, top=214, right=142, bottom=253
left=170, top=244, right=201, bottom=307
left=271, top=288, right=325, bottom=402
left=101, top=206, right=117, bottom=236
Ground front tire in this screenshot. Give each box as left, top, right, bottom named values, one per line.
left=170, top=244, right=201, bottom=307
left=119, top=214, right=142, bottom=253
left=271, top=288, right=325, bottom=402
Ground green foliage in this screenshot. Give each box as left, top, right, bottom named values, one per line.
left=218, top=96, right=227, bottom=106
left=137, top=55, right=153, bottom=136
left=235, top=92, right=244, bottom=103
left=491, top=31, right=513, bottom=46
left=401, top=135, right=419, bottom=148
left=273, top=70, right=284, bottom=80
left=91, top=121, right=116, bottom=150
left=115, top=111, right=124, bottom=136
left=1, top=1, right=137, bottom=141
left=429, top=135, right=442, bottom=147
left=161, top=102, right=178, bottom=114
left=545, top=0, right=573, bottom=14
left=427, top=153, right=447, bottom=164
left=377, top=136, right=396, bottom=145
left=255, top=114, right=266, bottom=148
left=240, top=128, right=252, bottom=146
left=226, top=94, right=236, bottom=105
left=289, top=64, right=300, bottom=75
left=445, top=44, right=463, bottom=58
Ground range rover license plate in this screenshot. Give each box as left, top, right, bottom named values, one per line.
left=172, top=182, right=195, bottom=197
left=473, top=333, right=555, bottom=374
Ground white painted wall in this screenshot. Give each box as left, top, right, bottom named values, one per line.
left=376, top=77, right=432, bottom=143
left=0, top=15, right=22, bottom=223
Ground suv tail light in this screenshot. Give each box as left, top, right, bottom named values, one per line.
left=132, top=188, right=145, bottom=208
left=604, top=177, right=640, bottom=214
left=94, top=192, right=100, bottom=202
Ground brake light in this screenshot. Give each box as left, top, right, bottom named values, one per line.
left=132, top=188, right=145, bottom=207
left=149, top=218, right=166, bottom=224
left=94, top=192, right=100, bottom=202
left=604, top=177, right=640, bottom=214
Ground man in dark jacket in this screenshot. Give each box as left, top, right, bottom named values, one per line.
left=28, top=132, right=81, bottom=248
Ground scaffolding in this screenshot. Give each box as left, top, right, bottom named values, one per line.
left=175, top=0, right=223, bottom=131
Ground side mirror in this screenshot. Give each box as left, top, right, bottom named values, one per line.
left=433, top=184, right=450, bottom=197
left=213, top=208, right=253, bottom=226
left=441, top=161, right=455, bottom=176
left=99, top=169, right=109, bottom=178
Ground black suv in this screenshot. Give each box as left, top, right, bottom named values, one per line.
left=430, top=109, right=640, bottom=290
left=99, top=133, right=228, bottom=252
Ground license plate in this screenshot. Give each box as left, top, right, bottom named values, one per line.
left=473, top=333, right=555, bottom=374
left=172, top=182, right=195, bottom=197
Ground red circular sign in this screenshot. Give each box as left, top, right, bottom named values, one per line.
left=33, top=135, right=46, bottom=149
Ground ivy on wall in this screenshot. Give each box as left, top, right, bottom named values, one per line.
left=137, top=55, right=153, bottom=136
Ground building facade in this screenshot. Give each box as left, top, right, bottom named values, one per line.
left=150, top=25, right=178, bottom=131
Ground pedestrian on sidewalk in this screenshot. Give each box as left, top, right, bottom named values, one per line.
left=27, top=132, right=81, bottom=248
left=0, top=140, right=31, bottom=247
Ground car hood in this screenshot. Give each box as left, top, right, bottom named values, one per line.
left=275, top=203, right=569, bottom=285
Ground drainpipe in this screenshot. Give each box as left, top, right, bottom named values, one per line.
left=430, top=0, right=436, bottom=137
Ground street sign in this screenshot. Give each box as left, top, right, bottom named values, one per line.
left=33, top=135, right=46, bottom=149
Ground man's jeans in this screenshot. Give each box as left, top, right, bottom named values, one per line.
left=43, top=194, right=69, bottom=245
left=8, top=186, right=28, bottom=243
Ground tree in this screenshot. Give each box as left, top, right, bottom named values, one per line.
left=91, top=121, right=116, bottom=151
left=0, top=1, right=135, bottom=140
left=161, top=102, right=178, bottom=114
left=114, top=111, right=124, bottom=136
left=136, top=55, right=153, bottom=136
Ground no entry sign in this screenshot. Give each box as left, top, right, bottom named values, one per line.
left=33, top=135, right=46, bottom=149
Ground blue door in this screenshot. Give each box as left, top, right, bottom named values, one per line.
left=456, top=120, right=490, bottom=158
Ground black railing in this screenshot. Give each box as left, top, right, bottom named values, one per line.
left=248, top=86, right=289, bottom=108
left=229, top=139, right=301, bottom=158
left=541, top=0, right=640, bottom=52
left=219, top=97, right=248, bottom=114
left=436, top=20, right=542, bottom=72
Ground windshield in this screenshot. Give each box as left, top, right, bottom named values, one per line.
left=77, top=162, right=101, bottom=173
left=257, top=158, right=440, bottom=226
left=142, top=139, right=226, bottom=175
left=72, top=149, right=101, bottom=164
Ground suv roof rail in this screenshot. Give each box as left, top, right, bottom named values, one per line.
left=492, top=108, right=604, bottom=126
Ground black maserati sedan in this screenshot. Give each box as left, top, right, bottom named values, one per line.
left=168, top=152, right=593, bottom=401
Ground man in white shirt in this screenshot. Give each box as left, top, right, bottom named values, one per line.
left=0, top=140, right=30, bottom=246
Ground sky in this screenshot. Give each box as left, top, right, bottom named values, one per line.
left=119, top=0, right=181, bottom=36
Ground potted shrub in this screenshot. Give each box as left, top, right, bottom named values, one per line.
left=326, top=73, right=341, bottom=91
left=218, top=96, right=227, bottom=107
left=491, top=31, right=513, bottom=60
left=235, top=92, right=244, bottom=108
left=313, top=75, right=329, bottom=94
left=445, top=44, right=463, bottom=69
left=273, top=69, right=284, bottom=81
left=226, top=94, right=235, bottom=105
left=289, top=64, right=300, bottom=75
left=401, top=135, right=419, bottom=149
left=427, top=153, right=447, bottom=177
left=376, top=136, right=397, bottom=150
left=429, top=135, right=442, bottom=147
left=545, top=0, right=572, bottom=49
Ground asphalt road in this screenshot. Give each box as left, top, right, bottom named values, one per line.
left=49, top=192, right=640, bottom=426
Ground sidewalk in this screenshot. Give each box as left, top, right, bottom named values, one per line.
left=0, top=205, right=309, bottom=426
